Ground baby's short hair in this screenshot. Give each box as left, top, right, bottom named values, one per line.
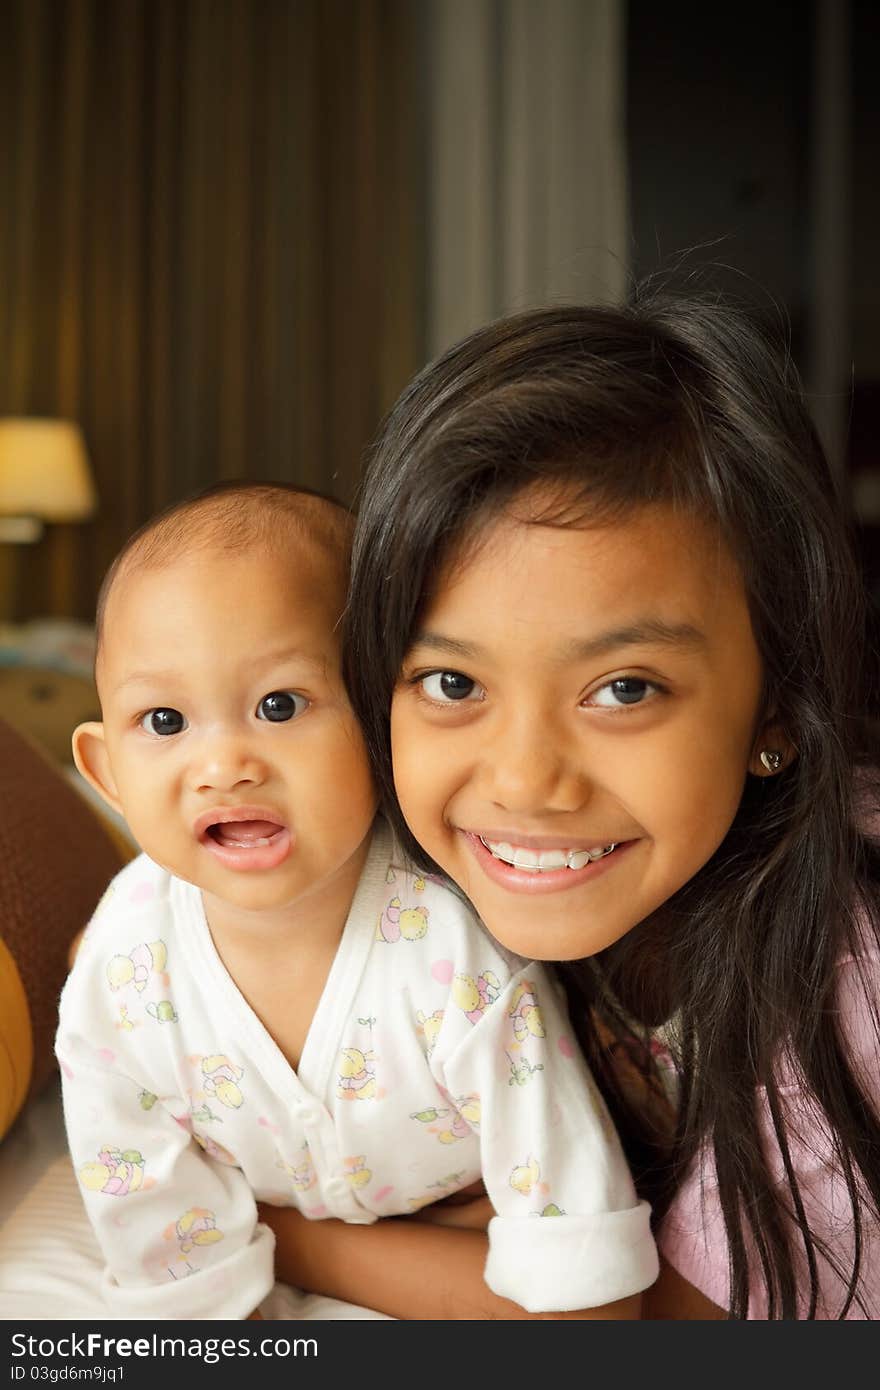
left=96, top=482, right=354, bottom=658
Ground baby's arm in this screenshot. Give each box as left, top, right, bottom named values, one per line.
left=56, top=1034, right=274, bottom=1320
left=258, top=1201, right=640, bottom=1319
left=439, top=963, right=658, bottom=1315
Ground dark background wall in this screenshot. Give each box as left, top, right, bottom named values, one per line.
left=628, top=0, right=880, bottom=605
left=629, top=2, right=810, bottom=335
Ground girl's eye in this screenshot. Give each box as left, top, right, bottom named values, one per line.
left=419, top=670, right=484, bottom=704
left=256, top=690, right=309, bottom=722
left=140, top=708, right=187, bottom=736
left=589, top=677, right=657, bottom=709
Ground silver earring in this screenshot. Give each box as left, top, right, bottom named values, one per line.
left=759, top=750, right=783, bottom=774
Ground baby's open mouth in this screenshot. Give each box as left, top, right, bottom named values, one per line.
left=195, top=808, right=293, bottom=872
left=206, top=819, right=286, bottom=849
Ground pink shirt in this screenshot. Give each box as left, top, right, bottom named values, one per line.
left=658, top=944, right=880, bottom=1318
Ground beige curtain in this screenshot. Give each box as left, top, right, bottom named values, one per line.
left=0, top=0, right=422, bottom=621
left=425, top=0, right=628, bottom=357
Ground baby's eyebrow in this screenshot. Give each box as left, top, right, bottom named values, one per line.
left=411, top=619, right=707, bottom=662
left=254, top=644, right=328, bottom=672
left=113, top=669, right=181, bottom=691
left=112, top=647, right=328, bottom=693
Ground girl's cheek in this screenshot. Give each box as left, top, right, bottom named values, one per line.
left=390, top=698, right=421, bottom=767
left=392, top=728, right=441, bottom=822
left=390, top=714, right=418, bottom=800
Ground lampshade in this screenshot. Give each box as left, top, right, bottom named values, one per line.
left=0, top=418, right=97, bottom=522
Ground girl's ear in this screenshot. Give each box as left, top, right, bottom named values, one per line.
left=72, top=722, right=123, bottom=815
left=748, top=720, right=796, bottom=778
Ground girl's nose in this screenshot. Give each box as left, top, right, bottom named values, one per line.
left=477, top=711, right=587, bottom=815
left=189, top=734, right=268, bottom=795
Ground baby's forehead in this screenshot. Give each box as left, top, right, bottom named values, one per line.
left=97, top=537, right=346, bottom=671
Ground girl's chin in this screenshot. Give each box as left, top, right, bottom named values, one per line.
left=469, top=896, right=631, bottom=961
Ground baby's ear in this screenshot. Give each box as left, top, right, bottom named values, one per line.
left=72, top=722, right=123, bottom=815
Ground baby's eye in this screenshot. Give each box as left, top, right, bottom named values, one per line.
left=589, top=677, right=657, bottom=709
left=256, top=691, right=309, bottom=722
left=140, top=708, right=187, bottom=736
left=419, top=671, right=484, bottom=703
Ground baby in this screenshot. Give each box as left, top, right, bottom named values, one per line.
left=57, top=482, right=656, bottom=1319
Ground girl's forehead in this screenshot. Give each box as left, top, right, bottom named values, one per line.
left=440, top=495, right=735, bottom=595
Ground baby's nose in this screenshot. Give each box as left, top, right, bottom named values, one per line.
left=190, top=733, right=267, bottom=793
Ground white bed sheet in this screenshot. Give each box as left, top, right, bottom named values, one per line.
left=0, top=1081, right=390, bottom=1322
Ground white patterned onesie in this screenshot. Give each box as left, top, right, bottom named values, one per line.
left=56, top=819, right=658, bottom=1319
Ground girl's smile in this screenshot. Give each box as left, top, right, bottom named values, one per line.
left=391, top=494, right=769, bottom=960
left=461, top=828, right=636, bottom=894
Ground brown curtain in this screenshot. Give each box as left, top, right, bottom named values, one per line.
left=0, top=0, right=423, bottom=621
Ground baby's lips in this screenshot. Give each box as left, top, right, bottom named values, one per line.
left=192, top=805, right=287, bottom=840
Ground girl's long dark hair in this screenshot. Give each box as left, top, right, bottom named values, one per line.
left=344, top=292, right=880, bottom=1318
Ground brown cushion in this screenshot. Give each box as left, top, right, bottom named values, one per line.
left=0, top=716, right=124, bottom=1100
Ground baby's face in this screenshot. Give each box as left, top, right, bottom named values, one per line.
left=391, top=497, right=768, bottom=961
left=92, top=546, right=376, bottom=918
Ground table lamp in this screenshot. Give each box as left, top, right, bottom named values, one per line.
left=0, top=419, right=97, bottom=621
left=0, top=419, right=97, bottom=542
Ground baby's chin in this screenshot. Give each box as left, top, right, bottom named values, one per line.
left=129, top=850, right=247, bottom=910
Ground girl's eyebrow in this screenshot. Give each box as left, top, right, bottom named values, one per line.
left=564, top=619, right=707, bottom=660
left=411, top=619, right=707, bottom=663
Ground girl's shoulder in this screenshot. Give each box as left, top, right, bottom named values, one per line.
left=830, top=929, right=880, bottom=1089
left=841, top=767, right=880, bottom=1044
left=853, top=761, right=880, bottom=839
left=659, top=932, right=880, bottom=1318
left=836, top=768, right=880, bottom=1071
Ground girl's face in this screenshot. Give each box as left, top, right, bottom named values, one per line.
left=391, top=494, right=772, bottom=960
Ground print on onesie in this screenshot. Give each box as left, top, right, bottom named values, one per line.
left=376, top=892, right=430, bottom=943
left=509, top=1154, right=566, bottom=1217
left=139, top=1207, right=226, bottom=1286
left=78, top=1144, right=150, bottom=1197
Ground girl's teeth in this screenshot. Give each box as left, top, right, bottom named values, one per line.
left=532, top=850, right=567, bottom=870
left=512, top=849, right=539, bottom=869
left=481, top=838, right=616, bottom=871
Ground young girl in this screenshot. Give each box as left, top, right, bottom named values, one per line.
left=260, top=293, right=880, bottom=1318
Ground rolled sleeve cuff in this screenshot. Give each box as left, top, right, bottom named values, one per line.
left=100, top=1223, right=276, bottom=1320
left=485, top=1200, right=659, bottom=1312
